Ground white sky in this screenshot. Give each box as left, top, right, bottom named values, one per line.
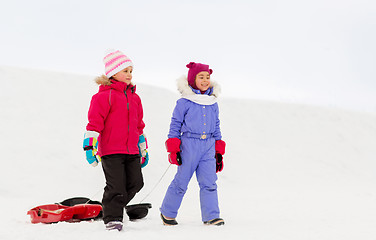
left=1, top=0, right=375, bottom=112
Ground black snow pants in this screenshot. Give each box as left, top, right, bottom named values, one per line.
left=101, top=154, right=144, bottom=223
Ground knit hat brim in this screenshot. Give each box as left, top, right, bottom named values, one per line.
left=106, top=61, right=133, bottom=78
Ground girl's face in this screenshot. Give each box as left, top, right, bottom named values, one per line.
left=195, top=71, right=211, bottom=92
left=113, top=66, right=133, bottom=84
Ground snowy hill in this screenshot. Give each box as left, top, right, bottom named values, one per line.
left=0, top=66, right=375, bottom=240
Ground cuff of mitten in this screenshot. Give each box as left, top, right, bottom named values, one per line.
left=84, top=130, right=99, bottom=139
left=215, top=140, right=226, bottom=155
left=165, top=138, right=181, bottom=153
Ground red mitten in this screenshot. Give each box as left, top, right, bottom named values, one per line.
left=215, top=140, right=226, bottom=155
left=215, top=140, right=226, bottom=173
left=165, top=138, right=182, bottom=166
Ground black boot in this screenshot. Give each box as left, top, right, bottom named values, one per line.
left=204, top=218, right=225, bottom=226
left=161, top=213, right=178, bottom=226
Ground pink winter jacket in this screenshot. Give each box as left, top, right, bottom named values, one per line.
left=86, top=79, right=145, bottom=157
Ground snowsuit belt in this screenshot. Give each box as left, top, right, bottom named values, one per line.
left=182, top=132, right=213, bottom=140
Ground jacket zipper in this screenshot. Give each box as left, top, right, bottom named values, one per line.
left=124, top=86, right=130, bottom=153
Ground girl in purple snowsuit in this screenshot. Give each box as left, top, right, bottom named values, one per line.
left=160, top=62, right=226, bottom=226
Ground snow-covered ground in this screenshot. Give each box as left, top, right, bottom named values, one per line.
left=1, top=66, right=375, bottom=239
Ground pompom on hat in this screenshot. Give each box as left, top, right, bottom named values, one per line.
left=103, top=49, right=133, bottom=78
left=186, top=62, right=213, bottom=89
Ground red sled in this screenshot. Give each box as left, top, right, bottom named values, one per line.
left=27, top=204, right=102, bottom=224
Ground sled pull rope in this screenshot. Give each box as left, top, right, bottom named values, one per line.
left=85, top=188, right=104, bottom=205
left=86, top=164, right=172, bottom=204
left=139, top=164, right=172, bottom=203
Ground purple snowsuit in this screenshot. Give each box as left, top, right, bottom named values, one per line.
left=160, top=77, right=222, bottom=222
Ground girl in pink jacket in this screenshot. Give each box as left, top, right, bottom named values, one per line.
left=83, top=50, right=148, bottom=231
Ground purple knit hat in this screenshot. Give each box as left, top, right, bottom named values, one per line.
left=186, top=62, right=213, bottom=89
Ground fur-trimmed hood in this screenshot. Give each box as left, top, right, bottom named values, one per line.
left=176, top=75, right=221, bottom=105
left=94, top=74, right=135, bottom=87
left=95, top=75, right=112, bottom=86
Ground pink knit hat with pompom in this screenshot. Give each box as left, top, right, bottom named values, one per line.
left=186, top=62, right=213, bottom=89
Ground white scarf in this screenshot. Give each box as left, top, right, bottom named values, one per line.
left=176, top=75, right=220, bottom=106
left=182, top=94, right=217, bottom=105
